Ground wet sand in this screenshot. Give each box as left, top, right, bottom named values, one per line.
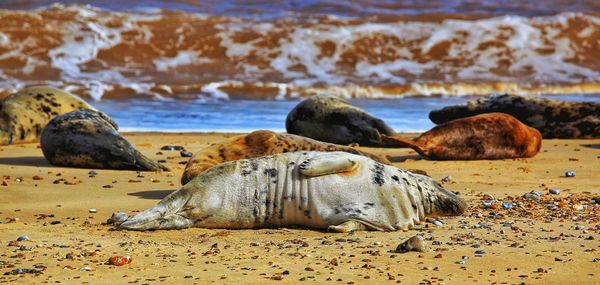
left=0, top=133, right=598, bottom=284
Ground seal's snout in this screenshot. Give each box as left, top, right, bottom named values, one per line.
left=430, top=182, right=468, bottom=217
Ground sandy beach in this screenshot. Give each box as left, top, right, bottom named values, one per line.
left=0, top=132, right=598, bottom=284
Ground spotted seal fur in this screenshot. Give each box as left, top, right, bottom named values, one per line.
left=286, top=94, right=395, bottom=146
left=41, top=109, right=169, bottom=171
left=0, top=86, right=94, bottom=145
left=115, top=151, right=466, bottom=231
left=429, top=94, right=600, bottom=138
left=181, top=130, right=391, bottom=184
left=381, top=113, right=542, bottom=160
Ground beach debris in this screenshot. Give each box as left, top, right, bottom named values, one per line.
left=89, top=208, right=97, bottom=213
left=180, top=151, right=193, bottom=157
left=161, top=145, right=185, bottom=151
left=107, top=212, right=129, bottom=225
left=549, top=188, right=561, bottom=195
left=108, top=255, right=132, bottom=266
left=5, top=268, right=41, bottom=275
left=16, top=236, right=29, bottom=241
left=394, top=235, right=430, bottom=253
left=565, top=170, right=576, bottom=177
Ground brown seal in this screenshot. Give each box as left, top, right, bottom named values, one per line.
left=429, top=94, right=600, bottom=138
left=0, top=86, right=94, bottom=145
left=286, top=94, right=395, bottom=146
left=180, top=130, right=391, bottom=184
left=41, top=109, right=169, bottom=171
left=381, top=113, right=542, bottom=160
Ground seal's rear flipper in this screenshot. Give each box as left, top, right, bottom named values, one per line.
left=298, top=153, right=357, bottom=176
left=118, top=189, right=191, bottom=230
left=328, top=220, right=366, bottom=233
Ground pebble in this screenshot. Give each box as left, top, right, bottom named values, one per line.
left=394, top=235, right=430, bottom=253
left=441, top=176, right=452, bottom=182
left=89, top=208, right=97, bottom=213
left=432, top=220, right=443, bottom=226
left=549, top=188, right=561, bottom=195
left=523, top=192, right=540, bottom=200
left=474, top=250, right=487, bottom=254
left=49, top=221, right=62, bottom=225
left=565, top=170, right=576, bottom=177
left=161, top=145, right=185, bottom=151
left=79, top=266, right=94, bottom=271
left=502, top=202, right=513, bottom=209
left=108, top=255, right=132, bottom=266
left=593, top=197, right=600, bottom=204
left=16, top=235, right=29, bottom=241
left=180, top=151, right=193, bottom=157
left=88, top=170, right=98, bottom=176
left=547, top=204, right=558, bottom=210
left=136, top=172, right=145, bottom=178
left=107, top=212, right=129, bottom=225
left=250, top=242, right=260, bottom=247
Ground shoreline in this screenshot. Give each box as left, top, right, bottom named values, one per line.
left=0, top=132, right=598, bottom=284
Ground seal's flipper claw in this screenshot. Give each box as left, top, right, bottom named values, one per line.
left=297, top=153, right=357, bottom=176
left=328, top=220, right=367, bottom=233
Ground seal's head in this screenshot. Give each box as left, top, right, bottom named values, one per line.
left=417, top=175, right=467, bottom=217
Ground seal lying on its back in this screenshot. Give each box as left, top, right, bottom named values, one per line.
left=116, top=151, right=466, bottom=232
left=286, top=94, right=395, bottom=146
left=181, top=130, right=391, bottom=184
left=0, top=86, right=94, bottom=145
left=381, top=113, right=541, bottom=160
left=41, top=109, right=169, bottom=171
left=429, top=94, right=600, bottom=138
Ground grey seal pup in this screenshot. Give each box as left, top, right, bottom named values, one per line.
left=115, top=151, right=466, bottom=232
left=286, top=94, right=395, bottom=146
left=41, top=109, right=169, bottom=171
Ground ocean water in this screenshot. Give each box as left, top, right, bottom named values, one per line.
left=1, top=1, right=599, bottom=131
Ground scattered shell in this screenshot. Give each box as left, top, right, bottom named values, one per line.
left=394, top=235, right=430, bottom=253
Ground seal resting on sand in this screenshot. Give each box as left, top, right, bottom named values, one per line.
left=0, top=86, right=94, bottom=145
left=41, top=109, right=169, bottom=171
left=286, top=94, right=395, bottom=146
left=381, top=113, right=542, bottom=160
left=429, top=94, right=600, bottom=138
left=115, top=151, right=466, bottom=232
left=180, top=130, right=391, bottom=184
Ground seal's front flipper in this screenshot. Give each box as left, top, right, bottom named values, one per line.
left=328, top=220, right=366, bottom=233
left=118, top=189, right=192, bottom=230
left=298, top=153, right=357, bottom=176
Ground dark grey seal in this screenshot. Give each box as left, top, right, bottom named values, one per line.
left=286, top=94, right=395, bottom=146
left=429, top=94, right=600, bottom=138
left=41, top=109, right=169, bottom=171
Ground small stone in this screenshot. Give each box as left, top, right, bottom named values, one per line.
left=547, top=204, right=558, bottom=210
left=102, top=184, right=113, bottom=188
left=250, top=242, right=260, bottom=247
left=282, top=270, right=290, bottom=275
left=107, top=212, right=129, bottom=225
left=79, top=266, right=94, bottom=271
left=88, top=170, right=98, bottom=176
left=502, top=202, right=513, bottom=209
left=565, top=171, right=576, bottom=177
left=89, top=208, right=97, bottom=213
left=271, top=275, right=283, bottom=280
left=394, top=235, right=430, bottom=253
left=16, top=236, right=29, bottom=241
left=573, top=204, right=584, bottom=211
left=549, top=188, right=560, bottom=195
left=593, top=197, right=600, bottom=204
left=49, top=221, right=62, bottom=225
left=32, top=176, right=43, bottom=180
left=136, top=172, right=145, bottom=178
left=180, top=151, right=193, bottom=157
left=523, top=192, right=540, bottom=200
left=14, top=177, right=23, bottom=182
left=441, top=176, right=452, bottom=183
left=304, top=267, right=314, bottom=271
left=161, top=145, right=185, bottom=151
left=432, top=220, right=443, bottom=226
left=474, top=250, right=487, bottom=254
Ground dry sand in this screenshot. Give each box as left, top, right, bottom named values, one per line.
left=0, top=133, right=598, bottom=284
